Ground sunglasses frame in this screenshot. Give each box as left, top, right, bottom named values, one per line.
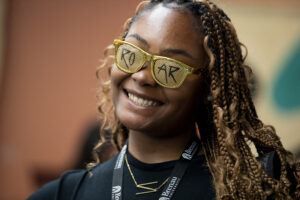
left=113, top=39, right=203, bottom=89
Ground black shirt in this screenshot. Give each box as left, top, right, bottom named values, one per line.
left=28, top=151, right=215, bottom=200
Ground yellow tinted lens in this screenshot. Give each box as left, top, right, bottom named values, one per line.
left=116, top=43, right=145, bottom=73
left=153, top=59, right=187, bottom=88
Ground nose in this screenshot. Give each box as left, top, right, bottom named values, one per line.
left=131, top=61, right=157, bottom=87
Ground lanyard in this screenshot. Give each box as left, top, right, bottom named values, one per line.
left=111, top=139, right=199, bottom=200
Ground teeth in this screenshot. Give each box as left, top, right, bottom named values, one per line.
left=128, top=93, right=159, bottom=107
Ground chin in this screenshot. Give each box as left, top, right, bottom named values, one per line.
left=117, top=115, right=186, bottom=138
left=117, top=114, right=153, bottom=132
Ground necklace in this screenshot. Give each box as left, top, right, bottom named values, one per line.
left=124, top=153, right=169, bottom=195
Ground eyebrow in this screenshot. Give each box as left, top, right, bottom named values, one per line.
left=127, top=33, right=150, bottom=48
left=161, top=49, right=195, bottom=60
left=128, top=33, right=195, bottom=60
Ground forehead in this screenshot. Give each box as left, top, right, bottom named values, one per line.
left=126, top=4, right=203, bottom=58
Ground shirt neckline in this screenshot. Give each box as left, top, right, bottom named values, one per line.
left=126, top=150, right=206, bottom=171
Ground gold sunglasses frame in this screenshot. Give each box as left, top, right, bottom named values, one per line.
left=113, top=39, right=202, bottom=89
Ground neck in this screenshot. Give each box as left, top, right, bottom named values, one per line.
left=128, top=126, right=194, bottom=164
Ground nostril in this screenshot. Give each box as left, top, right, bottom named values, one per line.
left=131, top=68, right=157, bottom=87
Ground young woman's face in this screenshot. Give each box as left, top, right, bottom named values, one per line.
left=110, top=5, right=207, bottom=135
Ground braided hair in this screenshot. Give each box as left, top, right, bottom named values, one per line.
left=92, top=0, right=300, bottom=199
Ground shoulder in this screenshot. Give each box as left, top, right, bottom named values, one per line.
left=257, top=151, right=299, bottom=195
left=27, top=170, right=86, bottom=200
left=73, top=156, right=118, bottom=199
left=257, top=151, right=280, bottom=179
left=27, top=155, right=118, bottom=200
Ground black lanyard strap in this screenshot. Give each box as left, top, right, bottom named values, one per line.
left=159, top=140, right=199, bottom=200
left=112, top=144, right=127, bottom=200
left=111, top=139, right=199, bottom=200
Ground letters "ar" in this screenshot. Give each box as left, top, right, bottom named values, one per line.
left=158, top=64, right=180, bottom=83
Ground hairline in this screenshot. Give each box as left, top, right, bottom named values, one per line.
left=124, top=2, right=205, bottom=39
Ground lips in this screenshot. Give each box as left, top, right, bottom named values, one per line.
left=123, top=89, right=163, bottom=107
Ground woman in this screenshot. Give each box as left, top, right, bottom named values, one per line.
left=28, top=0, right=300, bottom=199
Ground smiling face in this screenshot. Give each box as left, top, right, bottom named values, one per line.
left=110, top=4, right=207, bottom=136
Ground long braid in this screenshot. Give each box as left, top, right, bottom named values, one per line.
left=213, top=7, right=253, bottom=199
left=209, top=2, right=299, bottom=198
left=92, top=0, right=300, bottom=199
left=200, top=5, right=247, bottom=198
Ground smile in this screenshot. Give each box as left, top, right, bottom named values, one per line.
left=128, top=92, right=161, bottom=107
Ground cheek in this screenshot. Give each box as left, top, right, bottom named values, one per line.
left=166, top=78, right=203, bottom=114
left=110, top=64, right=130, bottom=103
left=167, top=90, right=197, bottom=112
left=169, top=78, right=202, bottom=103
left=110, top=64, right=131, bottom=90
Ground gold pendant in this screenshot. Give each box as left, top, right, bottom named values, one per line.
left=135, top=177, right=170, bottom=195
left=136, top=181, right=158, bottom=195
left=125, top=153, right=169, bottom=196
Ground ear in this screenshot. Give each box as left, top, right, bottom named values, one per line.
left=198, top=78, right=210, bottom=106
left=193, top=78, right=210, bottom=121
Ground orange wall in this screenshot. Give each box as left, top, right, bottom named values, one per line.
left=0, top=1, right=140, bottom=199
left=0, top=0, right=299, bottom=199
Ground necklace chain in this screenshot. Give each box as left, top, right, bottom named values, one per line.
left=124, top=153, right=169, bottom=195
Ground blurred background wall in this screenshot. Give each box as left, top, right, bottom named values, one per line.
left=0, top=0, right=6, bottom=88
left=0, top=0, right=299, bottom=199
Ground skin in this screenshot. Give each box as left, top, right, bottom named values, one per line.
left=110, top=4, right=207, bottom=163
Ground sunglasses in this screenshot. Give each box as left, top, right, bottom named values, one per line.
left=113, top=39, right=204, bottom=89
